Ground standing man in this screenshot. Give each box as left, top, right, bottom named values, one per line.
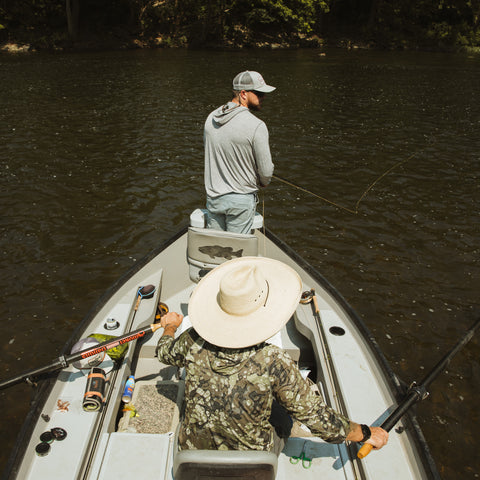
left=204, top=71, right=275, bottom=234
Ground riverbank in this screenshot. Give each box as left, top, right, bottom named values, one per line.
left=2, top=30, right=477, bottom=55
left=0, top=32, right=336, bottom=54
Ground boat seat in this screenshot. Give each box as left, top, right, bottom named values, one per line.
left=187, top=227, right=259, bottom=283
left=173, top=449, right=278, bottom=480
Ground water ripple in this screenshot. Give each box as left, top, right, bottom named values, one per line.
left=1, top=49, right=479, bottom=478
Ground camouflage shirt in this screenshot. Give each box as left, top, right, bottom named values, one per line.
left=156, top=327, right=352, bottom=451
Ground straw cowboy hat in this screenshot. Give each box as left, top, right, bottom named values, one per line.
left=188, top=256, right=302, bottom=348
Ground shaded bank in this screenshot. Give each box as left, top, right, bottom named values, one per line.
left=2, top=33, right=480, bottom=55
left=0, top=31, right=328, bottom=54
left=1, top=0, right=480, bottom=54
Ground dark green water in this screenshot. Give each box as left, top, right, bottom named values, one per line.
left=0, top=48, right=479, bottom=479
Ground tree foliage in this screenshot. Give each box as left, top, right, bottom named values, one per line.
left=0, top=0, right=478, bottom=50
left=363, top=0, right=480, bottom=48
left=133, top=0, right=331, bottom=46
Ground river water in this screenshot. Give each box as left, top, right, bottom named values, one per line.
left=0, top=48, right=479, bottom=479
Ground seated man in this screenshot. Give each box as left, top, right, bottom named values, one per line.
left=156, top=257, right=388, bottom=452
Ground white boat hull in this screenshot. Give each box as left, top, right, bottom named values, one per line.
left=3, top=226, right=439, bottom=480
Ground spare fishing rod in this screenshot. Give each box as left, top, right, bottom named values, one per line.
left=358, top=317, right=480, bottom=459
left=0, top=285, right=159, bottom=390
left=301, top=289, right=342, bottom=409
left=0, top=321, right=166, bottom=390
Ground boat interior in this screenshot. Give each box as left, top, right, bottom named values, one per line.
left=14, top=209, right=431, bottom=480
left=104, top=210, right=332, bottom=480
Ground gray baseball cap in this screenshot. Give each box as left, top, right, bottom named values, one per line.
left=233, top=71, right=276, bottom=93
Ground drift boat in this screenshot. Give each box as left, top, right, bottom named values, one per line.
left=2, top=210, right=441, bottom=480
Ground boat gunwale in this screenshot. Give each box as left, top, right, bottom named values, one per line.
left=3, top=224, right=440, bottom=480
left=263, top=227, right=441, bottom=480
left=2, top=227, right=187, bottom=480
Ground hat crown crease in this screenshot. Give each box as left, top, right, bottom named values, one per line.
left=218, top=265, right=267, bottom=316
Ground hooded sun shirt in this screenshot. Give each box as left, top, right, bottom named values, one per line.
left=204, top=102, right=274, bottom=198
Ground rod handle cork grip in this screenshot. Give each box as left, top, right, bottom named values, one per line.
left=134, top=294, right=141, bottom=311
left=150, top=323, right=164, bottom=333
left=311, top=290, right=320, bottom=314
left=357, top=443, right=373, bottom=459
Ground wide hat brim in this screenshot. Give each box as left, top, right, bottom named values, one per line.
left=188, top=256, right=302, bottom=348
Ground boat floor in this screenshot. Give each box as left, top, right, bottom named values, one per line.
left=110, top=376, right=360, bottom=480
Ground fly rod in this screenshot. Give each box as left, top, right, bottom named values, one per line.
left=0, top=285, right=158, bottom=390
left=358, top=317, right=480, bottom=459
left=0, top=321, right=164, bottom=390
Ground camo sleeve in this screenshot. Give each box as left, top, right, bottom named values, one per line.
left=156, top=328, right=196, bottom=368
left=266, top=345, right=352, bottom=443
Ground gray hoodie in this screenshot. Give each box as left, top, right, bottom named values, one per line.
left=204, top=102, right=274, bottom=198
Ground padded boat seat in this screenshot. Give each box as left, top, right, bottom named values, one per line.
left=173, top=449, right=278, bottom=480
left=187, top=227, right=258, bottom=282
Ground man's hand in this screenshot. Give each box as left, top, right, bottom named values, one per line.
left=160, top=311, right=183, bottom=328
left=161, top=312, right=184, bottom=337
left=366, top=426, right=389, bottom=450
left=346, top=423, right=389, bottom=450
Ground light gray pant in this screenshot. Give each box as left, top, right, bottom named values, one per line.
left=206, top=193, right=257, bottom=234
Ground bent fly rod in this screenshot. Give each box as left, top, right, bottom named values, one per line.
left=358, top=317, right=480, bottom=458
left=0, top=321, right=164, bottom=390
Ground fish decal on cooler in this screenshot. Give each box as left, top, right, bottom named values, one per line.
left=198, top=245, right=244, bottom=260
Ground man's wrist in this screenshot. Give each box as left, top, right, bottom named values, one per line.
left=360, top=424, right=371, bottom=443
left=163, top=324, right=178, bottom=337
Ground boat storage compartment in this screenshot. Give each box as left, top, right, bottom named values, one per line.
left=118, top=379, right=185, bottom=434
left=92, top=380, right=184, bottom=479
left=95, top=432, right=174, bottom=480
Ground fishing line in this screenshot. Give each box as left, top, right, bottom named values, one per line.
left=273, top=174, right=357, bottom=215
left=353, top=151, right=420, bottom=212
left=273, top=151, right=419, bottom=215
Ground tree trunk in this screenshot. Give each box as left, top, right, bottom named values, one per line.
left=368, top=0, right=380, bottom=29
left=66, top=0, right=80, bottom=40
